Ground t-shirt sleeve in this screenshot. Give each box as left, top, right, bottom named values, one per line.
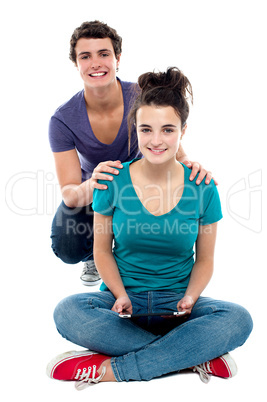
left=92, top=180, right=115, bottom=216
left=199, top=180, right=223, bottom=225
left=48, top=114, right=76, bottom=152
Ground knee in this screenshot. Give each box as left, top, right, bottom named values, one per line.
left=238, top=305, right=253, bottom=341
left=53, top=294, right=85, bottom=338
left=51, top=238, right=83, bottom=264
left=51, top=230, right=93, bottom=264
left=53, top=292, right=115, bottom=331
left=50, top=203, right=93, bottom=264
left=53, top=293, right=114, bottom=346
left=226, top=303, right=253, bottom=346
left=53, top=296, right=75, bottom=334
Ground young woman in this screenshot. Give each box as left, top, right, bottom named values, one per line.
left=47, top=67, right=253, bottom=388
left=49, top=21, right=214, bottom=285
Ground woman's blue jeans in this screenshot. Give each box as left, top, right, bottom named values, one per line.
left=50, top=201, right=94, bottom=264
left=54, top=290, right=253, bottom=382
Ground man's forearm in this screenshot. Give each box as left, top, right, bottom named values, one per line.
left=61, top=179, right=93, bottom=208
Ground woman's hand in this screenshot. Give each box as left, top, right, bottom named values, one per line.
left=177, top=295, right=195, bottom=315
left=182, top=160, right=218, bottom=186
left=90, top=160, right=123, bottom=190
left=111, top=296, right=133, bottom=315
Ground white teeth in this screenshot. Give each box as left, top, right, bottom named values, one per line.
left=90, top=72, right=106, bottom=77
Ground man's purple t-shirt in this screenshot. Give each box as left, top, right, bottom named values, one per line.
left=49, top=79, right=141, bottom=182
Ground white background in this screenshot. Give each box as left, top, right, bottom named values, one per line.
left=1, top=0, right=266, bottom=400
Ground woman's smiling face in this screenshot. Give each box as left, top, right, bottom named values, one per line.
left=136, top=105, right=186, bottom=165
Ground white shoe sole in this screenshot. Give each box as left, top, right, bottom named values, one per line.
left=80, top=278, right=102, bottom=286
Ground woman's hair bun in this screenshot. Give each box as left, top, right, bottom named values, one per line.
left=138, top=67, right=193, bottom=101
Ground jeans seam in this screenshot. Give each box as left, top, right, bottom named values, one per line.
left=111, top=358, right=121, bottom=382
left=87, top=299, right=93, bottom=307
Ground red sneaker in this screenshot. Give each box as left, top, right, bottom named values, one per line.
left=46, top=350, right=110, bottom=389
left=193, top=353, right=238, bottom=383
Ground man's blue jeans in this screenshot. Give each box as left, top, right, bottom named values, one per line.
left=54, top=290, right=253, bottom=382
left=50, top=201, right=94, bottom=264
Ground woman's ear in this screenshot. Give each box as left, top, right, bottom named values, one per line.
left=181, top=123, right=187, bottom=139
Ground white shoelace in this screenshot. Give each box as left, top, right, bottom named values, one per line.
left=82, top=261, right=97, bottom=275
left=193, top=362, right=211, bottom=384
left=74, top=365, right=107, bottom=390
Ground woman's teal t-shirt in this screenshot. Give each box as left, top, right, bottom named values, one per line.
left=92, top=159, right=222, bottom=294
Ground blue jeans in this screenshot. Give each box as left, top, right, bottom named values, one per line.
left=53, top=290, right=253, bottom=382
left=50, top=201, right=94, bottom=263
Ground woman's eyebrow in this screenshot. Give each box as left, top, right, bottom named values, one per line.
left=138, top=124, right=177, bottom=128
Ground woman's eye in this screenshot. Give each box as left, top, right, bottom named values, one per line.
left=164, top=129, right=173, bottom=133
left=141, top=129, right=151, bottom=133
